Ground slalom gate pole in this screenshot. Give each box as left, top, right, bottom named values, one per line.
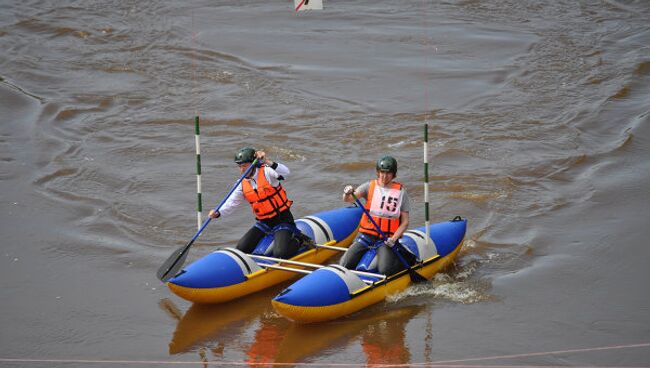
left=195, top=116, right=202, bottom=230
left=424, top=123, right=430, bottom=247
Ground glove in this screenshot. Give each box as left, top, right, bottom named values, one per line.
left=208, top=210, right=221, bottom=219
left=384, top=238, right=396, bottom=247
left=343, top=185, right=355, bottom=195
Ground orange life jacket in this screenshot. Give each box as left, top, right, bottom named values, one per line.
left=363, top=341, right=409, bottom=365
left=246, top=323, right=283, bottom=364
left=242, top=165, right=293, bottom=220
left=359, top=180, right=402, bottom=237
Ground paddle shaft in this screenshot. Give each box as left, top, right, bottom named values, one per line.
left=157, top=158, right=259, bottom=281
left=350, top=193, right=413, bottom=270
left=191, top=157, right=259, bottom=242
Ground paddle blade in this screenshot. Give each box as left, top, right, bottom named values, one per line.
left=395, top=244, right=428, bottom=283
left=409, top=269, right=428, bottom=283
left=157, top=245, right=191, bottom=282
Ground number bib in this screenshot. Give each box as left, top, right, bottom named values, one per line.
left=369, top=185, right=402, bottom=219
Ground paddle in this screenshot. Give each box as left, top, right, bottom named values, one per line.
left=157, top=158, right=259, bottom=282
left=350, top=192, right=428, bottom=282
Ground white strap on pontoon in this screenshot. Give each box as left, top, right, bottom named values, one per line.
left=403, top=229, right=438, bottom=260
left=325, top=265, right=373, bottom=293
left=299, top=216, right=334, bottom=245
left=217, top=247, right=262, bottom=275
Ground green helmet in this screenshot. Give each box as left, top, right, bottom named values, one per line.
left=376, top=155, right=397, bottom=174
left=234, top=147, right=256, bottom=164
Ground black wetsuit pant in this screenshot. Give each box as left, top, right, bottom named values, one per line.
left=339, top=233, right=405, bottom=276
left=236, top=209, right=300, bottom=259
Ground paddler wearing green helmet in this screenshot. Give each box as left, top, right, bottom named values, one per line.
left=340, top=155, right=412, bottom=276
left=208, top=147, right=303, bottom=259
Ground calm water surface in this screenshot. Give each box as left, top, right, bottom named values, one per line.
left=1, top=0, right=650, bottom=366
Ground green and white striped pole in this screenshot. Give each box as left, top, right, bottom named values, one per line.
left=195, top=116, right=203, bottom=230
left=424, top=123, right=430, bottom=247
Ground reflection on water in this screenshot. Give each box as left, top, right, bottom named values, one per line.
left=164, top=286, right=280, bottom=356
left=164, top=292, right=425, bottom=366
left=2, top=0, right=650, bottom=365
left=273, top=306, right=423, bottom=366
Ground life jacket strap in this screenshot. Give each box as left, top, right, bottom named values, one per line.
left=356, top=233, right=383, bottom=250
left=254, top=221, right=301, bottom=237
left=254, top=221, right=274, bottom=235
left=272, top=223, right=300, bottom=236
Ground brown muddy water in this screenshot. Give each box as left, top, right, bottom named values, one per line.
left=1, top=1, right=650, bottom=367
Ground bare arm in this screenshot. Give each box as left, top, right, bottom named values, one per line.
left=389, top=211, right=410, bottom=243
left=342, top=187, right=358, bottom=203
left=343, top=181, right=369, bottom=203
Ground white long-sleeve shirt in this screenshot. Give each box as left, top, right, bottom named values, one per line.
left=217, top=162, right=290, bottom=217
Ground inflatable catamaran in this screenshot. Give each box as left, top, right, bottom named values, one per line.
left=271, top=217, right=467, bottom=323
left=165, top=206, right=363, bottom=303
